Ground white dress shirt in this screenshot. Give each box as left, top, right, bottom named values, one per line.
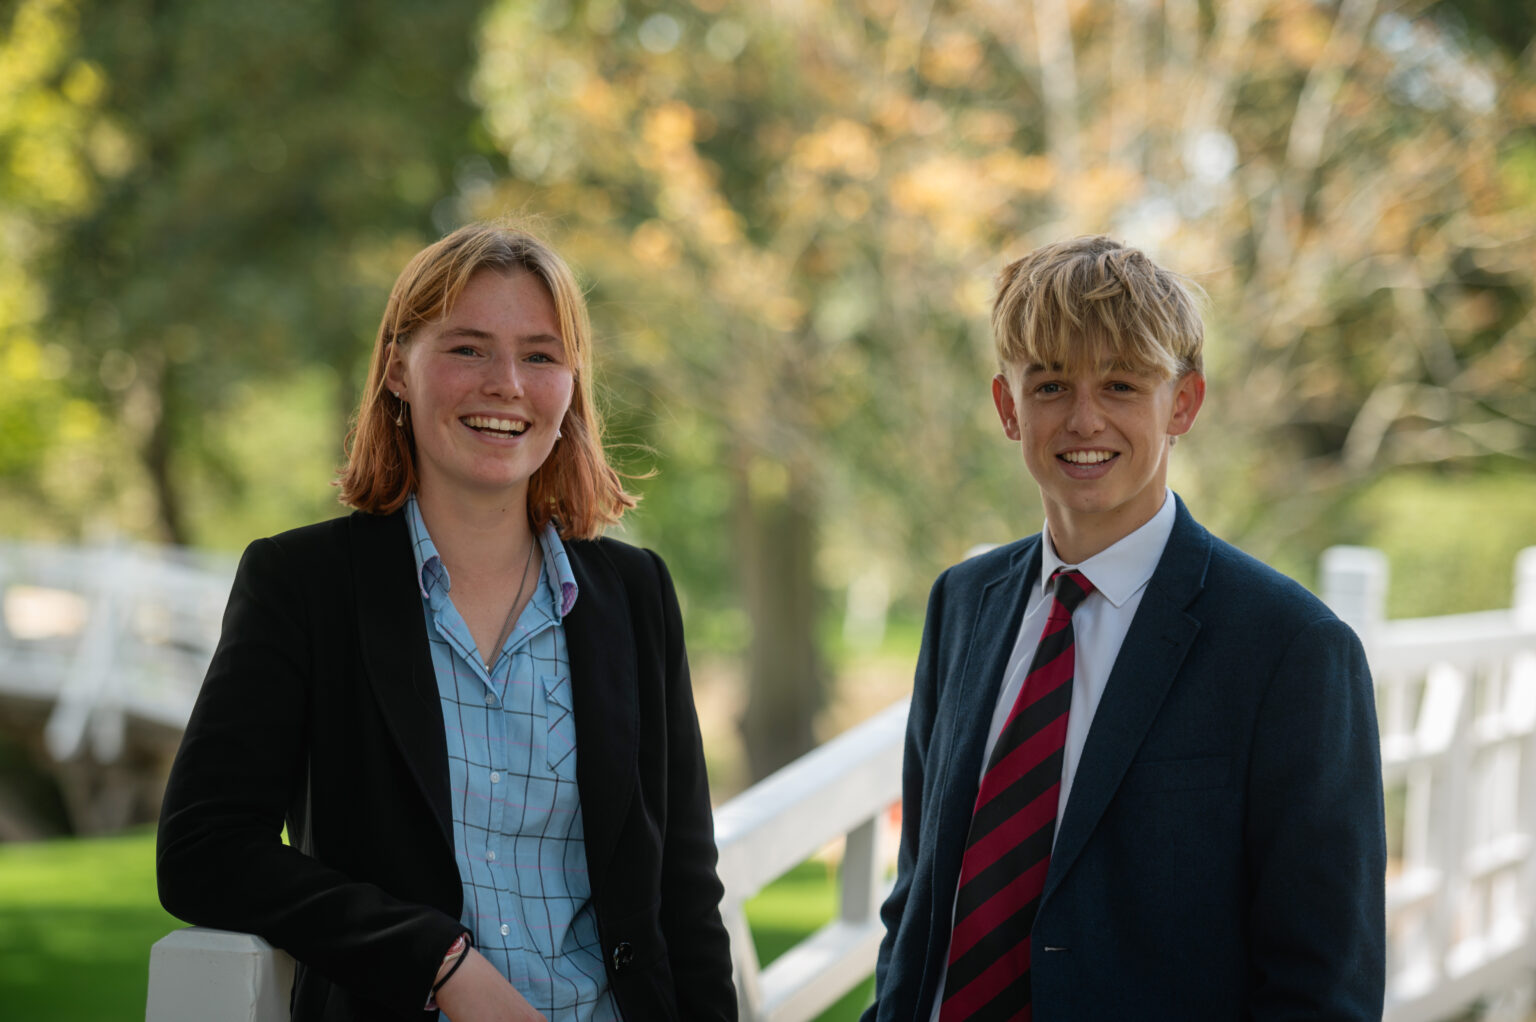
left=926, top=490, right=1177, bottom=1020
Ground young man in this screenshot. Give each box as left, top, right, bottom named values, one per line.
left=866, top=236, right=1386, bottom=1021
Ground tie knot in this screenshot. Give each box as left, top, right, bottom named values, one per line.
left=1050, top=569, right=1095, bottom=612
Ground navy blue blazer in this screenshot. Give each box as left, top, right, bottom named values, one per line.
left=158, top=510, right=736, bottom=1021
left=866, top=498, right=1385, bottom=1021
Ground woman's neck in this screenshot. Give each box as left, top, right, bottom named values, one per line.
left=414, top=486, right=536, bottom=583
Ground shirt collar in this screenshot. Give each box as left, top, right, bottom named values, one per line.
left=1040, top=488, right=1177, bottom=609
left=403, top=494, right=579, bottom=618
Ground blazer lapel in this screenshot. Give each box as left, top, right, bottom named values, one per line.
left=1044, top=499, right=1210, bottom=898
left=349, top=511, right=453, bottom=852
left=929, top=539, right=1043, bottom=934
left=562, top=542, right=640, bottom=883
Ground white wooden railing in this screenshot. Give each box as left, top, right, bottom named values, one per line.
left=6, top=540, right=1535, bottom=1022
left=0, top=538, right=228, bottom=761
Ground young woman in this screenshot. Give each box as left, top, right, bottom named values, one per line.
left=157, top=223, right=736, bottom=1022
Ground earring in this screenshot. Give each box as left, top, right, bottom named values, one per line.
left=1169, top=435, right=1178, bottom=447
left=392, top=392, right=405, bottom=428
left=555, top=428, right=563, bottom=440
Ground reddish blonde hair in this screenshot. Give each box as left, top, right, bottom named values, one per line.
left=337, top=220, right=637, bottom=538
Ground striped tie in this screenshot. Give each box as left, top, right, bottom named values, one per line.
left=939, top=568, right=1095, bottom=1022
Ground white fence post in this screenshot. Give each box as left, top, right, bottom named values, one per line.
left=1516, top=548, right=1536, bottom=631
left=1321, top=545, right=1388, bottom=644
left=145, top=928, right=294, bottom=1022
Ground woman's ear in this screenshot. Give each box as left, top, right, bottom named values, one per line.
left=384, top=342, right=407, bottom=396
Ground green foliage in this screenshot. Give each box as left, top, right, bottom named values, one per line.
left=4, top=0, right=490, bottom=544
left=1347, top=466, right=1536, bottom=619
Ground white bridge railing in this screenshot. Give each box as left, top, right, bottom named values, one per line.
left=6, top=541, right=1535, bottom=1022
left=0, top=538, right=228, bottom=762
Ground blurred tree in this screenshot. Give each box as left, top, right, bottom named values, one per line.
left=473, top=0, right=1046, bottom=776
left=471, top=0, right=1535, bottom=776
left=16, top=0, right=489, bottom=544
left=0, top=0, right=125, bottom=535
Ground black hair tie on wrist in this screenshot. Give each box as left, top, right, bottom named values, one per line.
left=432, top=938, right=472, bottom=996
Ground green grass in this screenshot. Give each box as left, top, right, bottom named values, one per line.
left=0, top=828, right=178, bottom=1022
left=0, top=830, right=874, bottom=1021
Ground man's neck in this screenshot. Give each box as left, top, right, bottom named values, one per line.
left=1043, top=500, right=1165, bottom=565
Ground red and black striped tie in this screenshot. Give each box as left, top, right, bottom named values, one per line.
left=939, top=568, right=1095, bottom=1022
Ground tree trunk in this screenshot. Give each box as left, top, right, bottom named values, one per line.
left=133, top=356, right=189, bottom=546
left=734, top=457, right=824, bottom=782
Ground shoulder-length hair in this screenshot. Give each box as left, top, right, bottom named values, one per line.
left=337, top=220, right=638, bottom=538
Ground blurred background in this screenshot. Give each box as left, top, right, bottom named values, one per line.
left=1, top=0, right=1533, bottom=1018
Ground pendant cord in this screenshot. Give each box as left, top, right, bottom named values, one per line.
left=483, top=535, right=539, bottom=671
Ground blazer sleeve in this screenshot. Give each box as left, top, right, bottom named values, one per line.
left=156, top=535, right=465, bottom=1012
left=1245, top=615, right=1386, bottom=1020
left=647, top=548, right=739, bottom=1020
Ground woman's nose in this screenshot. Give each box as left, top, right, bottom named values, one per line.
left=483, top=354, right=524, bottom=396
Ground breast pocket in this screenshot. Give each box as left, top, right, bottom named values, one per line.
left=540, top=672, right=578, bottom=780
left=1122, top=755, right=1231, bottom=794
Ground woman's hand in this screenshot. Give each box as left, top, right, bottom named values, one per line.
left=434, top=948, right=548, bottom=1022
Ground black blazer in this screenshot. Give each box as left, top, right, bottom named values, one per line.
left=157, top=510, right=736, bottom=1021
left=866, top=498, right=1386, bottom=1021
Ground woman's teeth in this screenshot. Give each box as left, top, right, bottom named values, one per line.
left=464, top=415, right=527, bottom=437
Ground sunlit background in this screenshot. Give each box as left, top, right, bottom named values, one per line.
left=1, top=0, right=1533, bottom=1018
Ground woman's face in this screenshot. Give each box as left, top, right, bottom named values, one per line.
left=386, top=268, right=574, bottom=508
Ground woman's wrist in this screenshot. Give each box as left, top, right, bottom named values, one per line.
left=424, top=932, right=471, bottom=1010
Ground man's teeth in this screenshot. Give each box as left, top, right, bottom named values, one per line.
left=1061, top=450, right=1114, bottom=464
left=464, top=415, right=527, bottom=435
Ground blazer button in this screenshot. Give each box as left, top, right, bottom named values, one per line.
left=612, top=941, right=634, bottom=972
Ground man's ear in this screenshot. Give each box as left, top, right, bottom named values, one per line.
left=1168, top=371, right=1205, bottom=437
left=992, top=373, right=1021, bottom=441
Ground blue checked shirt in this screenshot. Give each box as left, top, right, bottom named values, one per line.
left=404, top=496, right=619, bottom=1021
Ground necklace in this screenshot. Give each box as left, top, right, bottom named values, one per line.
left=482, top=535, right=539, bottom=672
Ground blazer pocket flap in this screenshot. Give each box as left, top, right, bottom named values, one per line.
left=1123, top=755, right=1230, bottom=794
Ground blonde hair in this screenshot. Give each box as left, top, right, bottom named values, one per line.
left=337, top=220, right=637, bottom=538
left=993, top=235, right=1204, bottom=379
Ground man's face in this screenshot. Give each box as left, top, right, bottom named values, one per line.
left=993, top=356, right=1204, bottom=559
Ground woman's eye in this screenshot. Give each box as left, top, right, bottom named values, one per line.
left=451, top=345, right=479, bottom=356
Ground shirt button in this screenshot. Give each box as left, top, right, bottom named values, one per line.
left=500, top=924, right=510, bottom=937
left=490, top=772, right=501, bottom=784
left=484, top=692, right=496, bottom=705
left=485, top=849, right=496, bottom=862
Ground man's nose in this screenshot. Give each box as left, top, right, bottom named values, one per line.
left=1065, top=392, right=1105, bottom=434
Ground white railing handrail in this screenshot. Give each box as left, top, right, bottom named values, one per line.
left=713, top=699, right=907, bottom=1021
